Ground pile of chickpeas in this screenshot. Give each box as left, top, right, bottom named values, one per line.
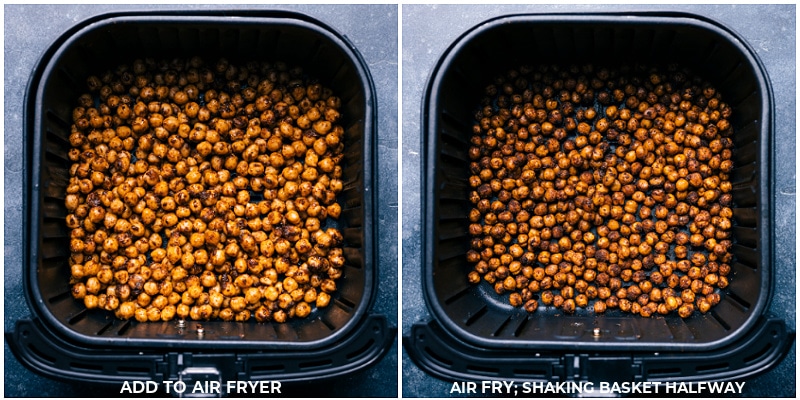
left=66, top=57, right=346, bottom=323
left=466, top=64, right=734, bottom=318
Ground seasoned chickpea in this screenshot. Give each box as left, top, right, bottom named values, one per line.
left=466, top=63, right=734, bottom=319
left=316, top=292, right=331, bottom=308
left=258, top=285, right=277, bottom=302
left=69, top=59, right=348, bottom=322
left=301, top=288, right=318, bottom=304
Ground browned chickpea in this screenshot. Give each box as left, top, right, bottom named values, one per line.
left=84, top=294, right=100, bottom=309
left=316, top=292, right=331, bottom=308
left=678, top=303, right=695, bottom=318
left=270, top=309, right=285, bottom=323
left=71, top=282, right=87, bottom=299
left=468, top=271, right=481, bottom=284
left=561, top=299, right=576, bottom=313
left=593, top=300, right=607, bottom=313
left=293, top=302, right=311, bottom=318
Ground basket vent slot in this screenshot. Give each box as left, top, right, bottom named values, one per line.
left=48, top=289, right=72, bottom=304
left=438, top=236, right=470, bottom=262
left=441, top=108, right=474, bottom=136
left=335, top=296, right=355, bottom=312
left=45, top=109, right=72, bottom=132
left=732, top=207, right=757, bottom=227
left=646, top=366, right=683, bottom=378
left=116, top=320, right=133, bottom=335
left=55, top=67, right=83, bottom=97
left=513, top=316, right=530, bottom=337
left=44, top=142, right=69, bottom=164
left=466, top=364, right=500, bottom=375
left=492, top=316, right=512, bottom=337
left=439, top=130, right=468, bottom=162
left=250, top=364, right=285, bottom=373
left=319, top=316, right=336, bottom=331
left=117, top=365, right=151, bottom=376
left=70, top=361, right=103, bottom=373
left=725, top=290, right=751, bottom=311
left=41, top=240, right=69, bottom=260
left=464, top=305, right=488, bottom=326
left=513, top=368, right=547, bottom=378
left=96, top=321, right=113, bottom=336
left=444, top=286, right=470, bottom=305
left=298, top=358, right=333, bottom=369
left=709, top=311, right=731, bottom=331
left=67, top=308, right=88, bottom=325
left=694, top=362, right=729, bottom=373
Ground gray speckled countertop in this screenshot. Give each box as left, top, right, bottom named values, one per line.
left=4, top=4, right=397, bottom=397
left=4, top=3, right=796, bottom=399
left=401, top=4, right=795, bottom=398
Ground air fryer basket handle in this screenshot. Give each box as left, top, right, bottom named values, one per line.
left=7, top=314, right=395, bottom=386
left=404, top=315, right=793, bottom=384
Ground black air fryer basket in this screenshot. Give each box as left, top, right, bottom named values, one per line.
left=405, top=13, right=793, bottom=383
left=8, top=11, right=394, bottom=386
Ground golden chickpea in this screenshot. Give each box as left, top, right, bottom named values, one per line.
left=262, top=285, right=279, bottom=302
left=68, top=59, right=355, bottom=321
left=316, top=292, right=331, bottom=308
left=151, top=295, right=168, bottom=310
left=175, top=303, right=190, bottom=320
left=244, top=287, right=262, bottom=305
left=299, top=287, right=317, bottom=304
left=96, top=268, right=114, bottom=284
left=143, top=281, right=159, bottom=296
left=230, top=296, right=247, bottom=312
left=71, top=283, right=87, bottom=299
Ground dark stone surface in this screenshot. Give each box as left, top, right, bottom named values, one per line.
left=4, top=4, right=398, bottom=397
left=401, top=4, right=795, bottom=398
left=5, top=3, right=796, bottom=398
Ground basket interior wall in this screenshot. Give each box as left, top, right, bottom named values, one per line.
left=33, top=17, right=371, bottom=346
left=428, top=18, right=768, bottom=350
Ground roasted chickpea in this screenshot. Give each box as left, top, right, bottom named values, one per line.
left=68, top=59, right=369, bottom=322
left=466, top=64, right=734, bottom=318
left=316, top=292, right=331, bottom=308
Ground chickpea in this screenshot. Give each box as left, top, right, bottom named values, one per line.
left=678, top=303, right=695, bottom=318
left=244, top=287, right=261, bottom=305
left=467, top=65, right=734, bottom=318
left=260, top=309, right=281, bottom=323
left=319, top=278, right=337, bottom=294
left=316, top=292, right=331, bottom=308
left=261, top=285, right=279, bottom=302
left=68, top=59, right=368, bottom=322
left=71, top=283, right=87, bottom=299
left=302, top=288, right=318, bottom=304
left=593, top=301, right=607, bottom=313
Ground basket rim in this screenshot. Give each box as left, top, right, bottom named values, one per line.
left=420, top=11, right=774, bottom=352
left=24, top=10, right=379, bottom=350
